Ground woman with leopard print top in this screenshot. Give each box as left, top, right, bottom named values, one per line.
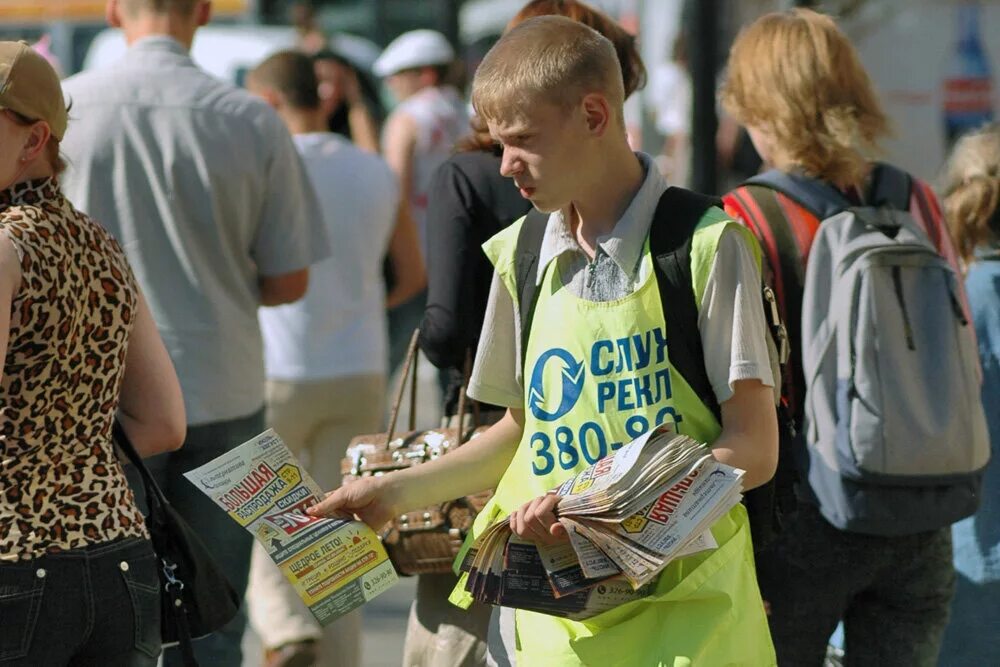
left=0, top=42, right=185, bottom=665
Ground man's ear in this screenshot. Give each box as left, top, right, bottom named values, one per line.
left=106, top=0, right=123, bottom=28
left=580, top=93, right=612, bottom=137
left=196, top=0, right=212, bottom=27
left=249, top=85, right=282, bottom=111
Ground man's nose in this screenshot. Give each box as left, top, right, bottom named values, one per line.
left=499, top=147, right=521, bottom=178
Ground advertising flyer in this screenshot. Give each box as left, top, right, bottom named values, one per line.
left=184, top=429, right=397, bottom=624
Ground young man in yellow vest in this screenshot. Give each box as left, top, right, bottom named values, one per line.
left=311, top=16, right=778, bottom=666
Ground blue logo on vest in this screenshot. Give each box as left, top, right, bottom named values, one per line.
left=528, top=348, right=585, bottom=422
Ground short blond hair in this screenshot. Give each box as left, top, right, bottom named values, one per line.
left=941, top=124, right=1000, bottom=262
left=472, top=15, right=624, bottom=126
left=721, top=9, right=890, bottom=188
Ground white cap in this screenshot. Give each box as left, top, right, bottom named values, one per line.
left=373, top=30, right=455, bottom=78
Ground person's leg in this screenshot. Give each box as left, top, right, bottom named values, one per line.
left=248, top=376, right=386, bottom=667
left=146, top=409, right=267, bottom=667
left=307, top=375, right=386, bottom=667
left=0, top=552, right=84, bottom=666
left=938, top=573, right=1000, bottom=666
left=843, top=527, right=955, bottom=667
left=73, top=538, right=162, bottom=667
left=248, top=380, right=326, bottom=660
left=403, top=573, right=492, bottom=667
left=755, top=504, right=861, bottom=667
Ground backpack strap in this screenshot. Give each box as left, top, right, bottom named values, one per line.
left=648, top=187, right=723, bottom=422
left=747, top=169, right=854, bottom=220
left=514, top=209, right=549, bottom=362
left=511, top=189, right=723, bottom=422
left=726, top=185, right=808, bottom=419
left=869, top=162, right=913, bottom=211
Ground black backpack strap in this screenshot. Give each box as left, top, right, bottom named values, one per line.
left=747, top=169, right=853, bottom=219
left=514, top=209, right=549, bottom=362
left=649, top=187, right=723, bottom=422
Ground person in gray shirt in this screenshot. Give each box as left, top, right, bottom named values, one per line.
left=60, top=2, right=329, bottom=665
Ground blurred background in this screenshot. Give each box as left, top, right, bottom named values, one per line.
left=1, top=1, right=995, bottom=665
left=1, top=0, right=996, bottom=196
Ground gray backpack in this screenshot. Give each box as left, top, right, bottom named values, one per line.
left=749, top=167, right=990, bottom=535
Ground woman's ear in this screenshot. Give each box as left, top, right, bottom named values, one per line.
left=22, top=123, right=52, bottom=163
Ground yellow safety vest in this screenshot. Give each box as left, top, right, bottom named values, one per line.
left=450, top=210, right=776, bottom=666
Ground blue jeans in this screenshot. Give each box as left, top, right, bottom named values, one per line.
left=0, top=537, right=160, bottom=666
left=136, top=408, right=266, bottom=667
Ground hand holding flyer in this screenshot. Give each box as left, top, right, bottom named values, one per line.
left=183, top=429, right=398, bottom=625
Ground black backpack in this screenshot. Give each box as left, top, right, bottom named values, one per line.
left=512, top=187, right=798, bottom=552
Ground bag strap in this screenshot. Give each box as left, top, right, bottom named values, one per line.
left=112, top=422, right=201, bottom=667
left=869, top=162, right=913, bottom=211
left=511, top=190, right=722, bottom=421
left=747, top=169, right=854, bottom=219
left=514, top=209, right=549, bottom=363
left=648, top=187, right=723, bottom=423
left=386, top=330, right=422, bottom=444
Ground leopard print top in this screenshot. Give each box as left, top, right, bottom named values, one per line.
left=0, top=178, right=149, bottom=561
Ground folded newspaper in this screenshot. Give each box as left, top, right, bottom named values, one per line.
left=458, top=425, right=743, bottom=619
left=184, top=429, right=398, bottom=625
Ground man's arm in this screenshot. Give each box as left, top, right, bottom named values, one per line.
left=308, top=408, right=524, bottom=527
left=259, top=268, right=309, bottom=306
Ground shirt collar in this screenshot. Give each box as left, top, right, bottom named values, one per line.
left=536, top=152, right=668, bottom=285
left=0, top=178, right=61, bottom=213
left=127, top=35, right=192, bottom=61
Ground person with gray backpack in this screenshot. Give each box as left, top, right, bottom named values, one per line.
left=720, top=9, right=990, bottom=666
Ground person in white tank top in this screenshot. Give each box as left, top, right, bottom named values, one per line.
left=375, top=29, right=469, bottom=251
left=375, top=30, right=469, bottom=376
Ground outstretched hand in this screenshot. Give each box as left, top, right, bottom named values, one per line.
left=307, top=476, right=398, bottom=530
left=509, top=492, right=567, bottom=546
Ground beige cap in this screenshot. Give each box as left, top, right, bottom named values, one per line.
left=0, top=41, right=68, bottom=140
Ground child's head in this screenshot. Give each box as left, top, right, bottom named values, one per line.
left=472, top=15, right=626, bottom=211
left=721, top=8, right=889, bottom=188
left=941, top=124, right=1000, bottom=261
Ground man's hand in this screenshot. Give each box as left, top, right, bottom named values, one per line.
left=509, top=493, right=567, bottom=546
left=307, top=475, right=400, bottom=530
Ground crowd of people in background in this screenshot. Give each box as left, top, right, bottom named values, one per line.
left=0, top=0, right=997, bottom=666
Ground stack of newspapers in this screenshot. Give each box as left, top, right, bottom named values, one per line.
left=458, top=425, right=744, bottom=619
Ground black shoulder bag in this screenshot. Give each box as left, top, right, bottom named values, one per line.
left=113, top=422, right=241, bottom=666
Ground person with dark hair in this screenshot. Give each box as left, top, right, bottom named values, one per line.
left=313, top=48, right=382, bottom=152
left=60, top=2, right=331, bottom=665
left=243, top=49, right=405, bottom=667
left=0, top=40, right=185, bottom=664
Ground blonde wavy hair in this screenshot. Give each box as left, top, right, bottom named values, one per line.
left=721, top=8, right=890, bottom=188
left=941, top=124, right=1000, bottom=262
